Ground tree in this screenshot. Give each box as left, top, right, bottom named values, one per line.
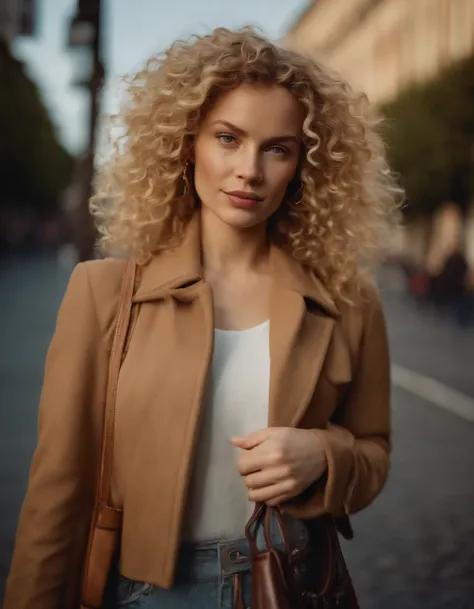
left=0, top=39, right=73, bottom=218
left=381, top=53, right=474, bottom=217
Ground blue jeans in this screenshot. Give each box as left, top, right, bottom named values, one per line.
left=114, top=538, right=252, bottom=608
left=113, top=515, right=308, bottom=609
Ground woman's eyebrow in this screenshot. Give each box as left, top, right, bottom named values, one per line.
left=211, top=119, right=300, bottom=145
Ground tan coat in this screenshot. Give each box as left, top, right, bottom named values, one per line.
left=4, top=216, right=391, bottom=609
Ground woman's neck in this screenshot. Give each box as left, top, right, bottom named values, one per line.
left=200, top=208, right=269, bottom=275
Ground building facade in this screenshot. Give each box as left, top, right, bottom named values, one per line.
left=0, top=0, right=36, bottom=44
left=285, top=0, right=474, bottom=267
left=0, top=0, right=20, bottom=44
left=285, top=0, right=474, bottom=104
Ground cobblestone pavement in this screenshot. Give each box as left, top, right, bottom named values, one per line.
left=1, top=257, right=473, bottom=608
left=343, top=385, right=474, bottom=609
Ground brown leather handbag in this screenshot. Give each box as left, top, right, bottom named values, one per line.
left=79, top=258, right=137, bottom=609
left=242, top=503, right=360, bottom=609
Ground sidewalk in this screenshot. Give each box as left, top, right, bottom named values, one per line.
left=0, top=254, right=73, bottom=597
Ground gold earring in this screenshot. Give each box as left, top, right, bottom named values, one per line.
left=182, top=161, right=189, bottom=195
left=293, top=185, right=303, bottom=205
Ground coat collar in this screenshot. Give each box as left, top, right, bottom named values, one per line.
left=133, top=212, right=339, bottom=317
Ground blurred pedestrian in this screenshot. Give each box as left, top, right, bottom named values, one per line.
left=408, top=265, right=429, bottom=305
left=4, top=27, right=400, bottom=609
left=438, top=249, right=473, bottom=326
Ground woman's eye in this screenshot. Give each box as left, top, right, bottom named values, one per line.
left=268, top=145, right=287, bottom=155
left=217, top=134, right=237, bottom=145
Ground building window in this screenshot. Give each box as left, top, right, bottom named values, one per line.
left=450, top=0, right=474, bottom=59
left=20, top=0, right=36, bottom=37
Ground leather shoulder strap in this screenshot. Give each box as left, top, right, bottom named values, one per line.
left=98, top=258, right=136, bottom=508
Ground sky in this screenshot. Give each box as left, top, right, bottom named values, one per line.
left=14, top=0, right=310, bottom=155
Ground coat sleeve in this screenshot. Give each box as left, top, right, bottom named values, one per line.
left=3, top=263, right=114, bottom=609
left=285, top=286, right=391, bottom=519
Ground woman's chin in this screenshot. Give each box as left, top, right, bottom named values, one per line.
left=212, top=206, right=269, bottom=230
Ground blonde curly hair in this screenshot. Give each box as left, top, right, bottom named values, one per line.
left=91, top=27, right=402, bottom=302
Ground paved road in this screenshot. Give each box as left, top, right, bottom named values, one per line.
left=0, top=257, right=473, bottom=608
left=344, top=270, right=474, bottom=608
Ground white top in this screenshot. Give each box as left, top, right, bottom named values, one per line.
left=184, top=320, right=270, bottom=542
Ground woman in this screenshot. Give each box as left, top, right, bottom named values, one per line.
left=5, top=27, right=400, bottom=609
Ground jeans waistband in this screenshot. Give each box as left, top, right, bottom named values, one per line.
left=175, top=514, right=309, bottom=584
left=175, top=538, right=251, bottom=583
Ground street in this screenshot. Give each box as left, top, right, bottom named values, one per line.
left=1, top=256, right=473, bottom=608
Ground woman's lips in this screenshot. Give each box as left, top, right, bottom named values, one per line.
left=225, top=192, right=262, bottom=209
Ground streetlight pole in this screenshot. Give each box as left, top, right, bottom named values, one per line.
left=68, top=0, right=104, bottom=261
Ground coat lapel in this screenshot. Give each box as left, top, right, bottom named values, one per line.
left=268, top=246, right=339, bottom=428
left=131, top=214, right=340, bottom=431
left=132, top=214, right=203, bottom=304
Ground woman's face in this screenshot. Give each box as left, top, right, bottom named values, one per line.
left=193, top=84, right=304, bottom=230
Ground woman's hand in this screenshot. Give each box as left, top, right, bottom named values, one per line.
left=230, top=427, right=327, bottom=506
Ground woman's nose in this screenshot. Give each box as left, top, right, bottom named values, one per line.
left=236, top=147, right=263, bottom=183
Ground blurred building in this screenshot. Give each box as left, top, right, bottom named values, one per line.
left=0, top=0, right=36, bottom=44
left=285, top=0, right=474, bottom=104
left=285, top=0, right=474, bottom=268
left=0, top=0, right=20, bottom=43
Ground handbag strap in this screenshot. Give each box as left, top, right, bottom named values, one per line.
left=245, top=503, right=291, bottom=556
left=246, top=504, right=345, bottom=597
left=97, top=258, right=136, bottom=509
